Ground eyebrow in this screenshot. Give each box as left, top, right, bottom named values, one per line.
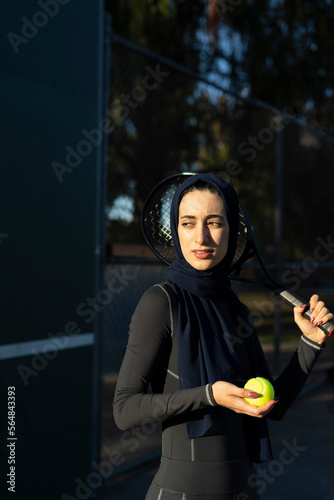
left=180, top=214, right=224, bottom=220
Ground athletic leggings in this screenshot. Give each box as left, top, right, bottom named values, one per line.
left=145, top=453, right=260, bottom=500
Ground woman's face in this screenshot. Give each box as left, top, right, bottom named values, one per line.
left=177, top=189, right=230, bottom=271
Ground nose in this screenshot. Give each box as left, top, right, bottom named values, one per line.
left=194, top=224, right=209, bottom=245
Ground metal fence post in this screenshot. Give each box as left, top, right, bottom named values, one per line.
left=274, top=118, right=284, bottom=375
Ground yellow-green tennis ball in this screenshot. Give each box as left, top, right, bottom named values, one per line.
left=244, top=377, right=275, bottom=406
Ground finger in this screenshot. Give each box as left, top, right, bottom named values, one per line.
left=294, top=303, right=308, bottom=320
left=310, top=301, right=325, bottom=324
left=256, top=401, right=277, bottom=417
left=312, top=299, right=325, bottom=315
left=295, top=297, right=329, bottom=324
left=242, top=399, right=277, bottom=417
left=323, top=312, right=333, bottom=323
left=224, top=384, right=260, bottom=400
left=243, top=389, right=260, bottom=399
left=310, top=299, right=331, bottom=323
left=309, top=294, right=319, bottom=305
left=313, top=310, right=333, bottom=328
left=309, top=294, right=320, bottom=315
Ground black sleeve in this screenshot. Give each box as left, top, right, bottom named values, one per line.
left=112, top=285, right=214, bottom=431
left=268, top=335, right=326, bottom=421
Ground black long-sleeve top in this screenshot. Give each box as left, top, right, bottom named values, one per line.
left=113, top=284, right=325, bottom=462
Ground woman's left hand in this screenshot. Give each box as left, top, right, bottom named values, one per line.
left=294, top=294, right=333, bottom=344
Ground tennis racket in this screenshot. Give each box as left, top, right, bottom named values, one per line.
left=141, top=173, right=334, bottom=337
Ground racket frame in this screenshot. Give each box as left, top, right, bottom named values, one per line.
left=141, top=173, right=334, bottom=337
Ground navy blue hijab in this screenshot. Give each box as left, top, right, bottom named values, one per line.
left=166, top=173, right=273, bottom=462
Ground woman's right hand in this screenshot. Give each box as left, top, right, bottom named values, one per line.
left=212, top=381, right=277, bottom=418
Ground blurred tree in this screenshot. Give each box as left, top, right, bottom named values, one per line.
left=206, top=1, right=334, bottom=133
left=104, top=0, right=208, bottom=247
left=104, top=0, right=334, bottom=262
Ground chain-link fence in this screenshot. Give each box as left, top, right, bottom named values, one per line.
left=100, top=33, right=334, bottom=479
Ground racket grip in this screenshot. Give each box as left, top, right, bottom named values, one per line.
left=279, top=289, right=334, bottom=338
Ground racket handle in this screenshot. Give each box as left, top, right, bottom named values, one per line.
left=279, top=289, right=334, bottom=338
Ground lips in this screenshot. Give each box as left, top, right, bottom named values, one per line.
left=192, top=249, right=213, bottom=259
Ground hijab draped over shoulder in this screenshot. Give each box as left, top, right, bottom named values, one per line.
left=165, top=173, right=273, bottom=462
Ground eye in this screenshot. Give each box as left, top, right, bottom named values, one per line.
left=208, top=221, right=223, bottom=227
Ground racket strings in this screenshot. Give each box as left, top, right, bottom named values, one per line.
left=143, top=182, right=179, bottom=263
left=140, top=176, right=334, bottom=338
left=142, top=177, right=253, bottom=273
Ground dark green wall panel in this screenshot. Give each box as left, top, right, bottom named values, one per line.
left=0, top=346, right=94, bottom=499
left=0, top=0, right=104, bottom=342
left=0, top=1, right=105, bottom=498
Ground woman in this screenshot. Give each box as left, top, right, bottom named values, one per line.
left=113, top=173, right=331, bottom=499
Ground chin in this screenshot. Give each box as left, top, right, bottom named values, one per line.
left=190, top=259, right=216, bottom=271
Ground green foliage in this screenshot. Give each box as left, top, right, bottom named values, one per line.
left=216, top=1, right=334, bottom=131
left=105, top=1, right=334, bottom=263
